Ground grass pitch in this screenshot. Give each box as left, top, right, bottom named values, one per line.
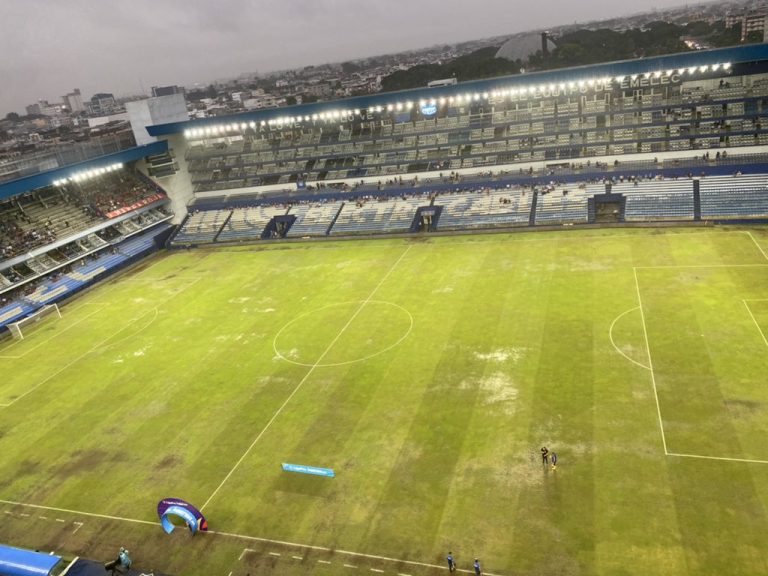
left=1, top=227, right=768, bottom=576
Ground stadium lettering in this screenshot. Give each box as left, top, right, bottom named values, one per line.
left=620, top=73, right=681, bottom=90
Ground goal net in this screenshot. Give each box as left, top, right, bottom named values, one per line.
left=7, top=304, right=62, bottom=340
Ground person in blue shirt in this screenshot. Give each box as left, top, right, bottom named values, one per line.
left=447, top=552, right=456, bottom=572
left=473, top=558, right=482, bottom=576
left=551, top=452, right=558, bottom=470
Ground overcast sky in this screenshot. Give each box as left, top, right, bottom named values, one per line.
left=0, top=0, right=695, bottom=115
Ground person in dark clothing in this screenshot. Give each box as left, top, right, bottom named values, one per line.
left=541, top=446, right=549, bottom=465
left=473, top=558, right=482, bottom=576
left=447, top=552, right=456, bottom=572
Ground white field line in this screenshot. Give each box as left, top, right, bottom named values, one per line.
left=72, top=522, right=83, bottom=534
left=0, top=278, right=200, bottom=408
left=634, top=263, right=768, bottom=269
left=743, top=300, right=768, bottom=349
left=200, top=246, right=412, bottom=511
left=0, top=312, right=151, bottom=409
left=0, top=499, right=155, bottom=526
left=0, top=302, right=104, bottom=359
left=634, top=266, right=768, bottom=465
left=668, top=452, right=768, bottom=464
left=633, top=267, right=669, bottom=454
left=608, top=306, right=651, bottom=371
left=211, top=528, right=503, bottom=576
left=747, top=231, right=768, bottom=262
left=272, top=300, right=414, bottom=368
left=0, top=497, right=504, bottom=575
left=0, top=306, right=105, bottom=360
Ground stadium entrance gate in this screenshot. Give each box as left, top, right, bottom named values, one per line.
left=263, top=214, right=297, bottom=239
left=411, top=205, right=442, bottom=232
left=590, top=193, right=626, bottom=223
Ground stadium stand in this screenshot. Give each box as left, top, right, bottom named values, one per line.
left=534, top=185, right=589, bottom=224
left=286, top=201, right=343, bottom=237
left=436, top=188, right=532, bottom=230
left=616, top=178, right=695, bottom=221
left=217, top=205, right=288, bottom=241
left=700, top=174, right=768, bottom=219
left=329, top=195, right=426, bottom=235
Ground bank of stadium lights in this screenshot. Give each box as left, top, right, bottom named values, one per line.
left=52, top=163, right=123, bottom=187
left=182, top=62, right=734, bottom=140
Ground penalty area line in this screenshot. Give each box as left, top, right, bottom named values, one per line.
left=633, top=267, right=669, bottom=455
left=199, top=246, right=413, bottom=512
left=668, top=452, right=768, bottom=465
left=747, top=231, right=768, bottom=262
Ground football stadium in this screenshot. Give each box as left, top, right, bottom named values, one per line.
left=2, top=44, right=768, bottom=576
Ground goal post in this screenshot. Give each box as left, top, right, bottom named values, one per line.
left=7, top=304, right=62, bottom=340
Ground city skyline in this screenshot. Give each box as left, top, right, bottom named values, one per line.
left=1, top=0, right=712, bottom=115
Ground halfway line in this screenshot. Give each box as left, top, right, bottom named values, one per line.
left=200, top=246, right=412, bottom=511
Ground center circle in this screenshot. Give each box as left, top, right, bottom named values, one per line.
left=273, top=300, right=413, bottom=367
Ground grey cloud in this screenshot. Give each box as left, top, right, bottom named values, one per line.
left=0, top=0, right=692, bottom=115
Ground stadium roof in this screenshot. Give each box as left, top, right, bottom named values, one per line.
left=0, top=141, right=167, bottom=202
left=147, top=44, right=768, bottom=137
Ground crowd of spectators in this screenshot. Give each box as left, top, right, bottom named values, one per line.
left=1, top=213, right=57, bottom=261
left=74, top=172, right=165, bottom=217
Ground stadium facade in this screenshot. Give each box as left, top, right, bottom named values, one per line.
left=3, top=44, right=768, bottom=328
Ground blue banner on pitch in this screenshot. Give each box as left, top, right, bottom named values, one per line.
left=282, top=463, right=335, bottom=477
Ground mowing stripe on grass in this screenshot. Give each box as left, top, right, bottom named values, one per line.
left=200, top=246, right=413, bottom=511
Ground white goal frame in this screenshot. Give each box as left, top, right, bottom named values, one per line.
left=7, top=304, right=62, bottom=340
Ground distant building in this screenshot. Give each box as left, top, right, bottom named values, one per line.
left=725, top=11, right=768, bottom=41
left=151, top=85, right=184, bottom=98
left=62, top=89, right=84, bottom=114
left=86, top=93, right=118, bottom=115
left=25, top=100, right=64, bottom=117
left=125, top=93, right=188, bottom=146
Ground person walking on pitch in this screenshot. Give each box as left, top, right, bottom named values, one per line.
left=541, top=446, right=549, bottom=465
left=551, top=452, right=558, bottom=470
left=474, top=558, right=482, bottom=576
left=447, top=552, right=456, bottom=572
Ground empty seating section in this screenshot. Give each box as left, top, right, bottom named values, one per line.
left=217, top=205, right=288, bottom=241
left=286, top=202, right=342, bottom=237
left=184, top=78, right=768, bottom=196
left=616, top=179, right=694, bottom=221
left=330, top=197, right=424, bottom=235
left=700, top=175, right=768, bottom=219
left=436, top=189, right=532, bottom=230
left=174, top=210, right=230, bottom=244
left=535, top=187, right=589, bottom=224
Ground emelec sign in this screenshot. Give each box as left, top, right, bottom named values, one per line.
left=619, top=72, right=683, bottom=89
left=506, top=72, right=683, bottom=101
